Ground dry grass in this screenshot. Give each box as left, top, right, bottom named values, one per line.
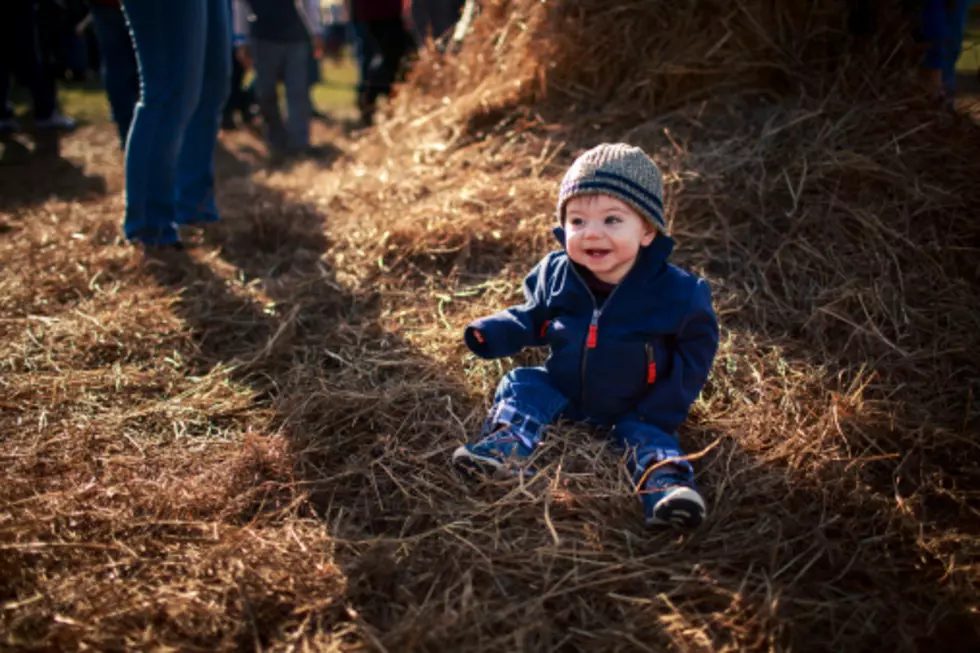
left=3, top=0, right=980, bottom=651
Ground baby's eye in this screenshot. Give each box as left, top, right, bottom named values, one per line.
left=604, top=215, right=622, bottom=225
left=568, top=217, right=584, bottom=227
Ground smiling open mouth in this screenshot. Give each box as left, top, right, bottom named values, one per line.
left=585, top=249, right=611, bottom=259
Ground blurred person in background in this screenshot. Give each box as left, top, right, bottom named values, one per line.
left=119, top=0, right=230, bottom=249
left=347, top=0, right=412, bottom=125
left=222, top=39, right=258, bottom=130
left=0, top=0, right=77, bottom=133
left=920, top=0, right=976, bottom=102
left=233, top=0, right=323, bottom=157
left=36, top=0, right=92, bottom=81
left=85, top=0, right=139, bottom=147
left=345, top=2, right=380, bottom=120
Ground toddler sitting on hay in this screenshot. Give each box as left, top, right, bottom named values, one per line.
left=454, top=143, right=719, bottom=529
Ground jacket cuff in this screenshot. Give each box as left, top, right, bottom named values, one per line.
left=464, top=323, right=493, bottom=359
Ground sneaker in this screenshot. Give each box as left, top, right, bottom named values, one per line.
left=452, top=427, right=536, bottom=477
left=34, top=112, right=77, bottom=131
left=641, top=467, right=706, bottom=529
left=0, top=118, right=21, bottom=134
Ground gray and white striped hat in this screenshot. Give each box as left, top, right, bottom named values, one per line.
left=557, top=143, right=666, bottom=234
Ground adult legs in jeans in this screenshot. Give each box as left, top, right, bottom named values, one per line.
left=253, top=40, right=310, bottom=152
left=252, top=40, right=290, bottom=153
left=361, top=17, right=412, bottom=123
left=283, top=43, right=312, bottom=150
left=89, top=5, right=139, bottom=147
left=121, top=0, right=229, bottom=245
left=921, top=0, right=975, bottom=97
left=174, top=0, right=230, bottom=225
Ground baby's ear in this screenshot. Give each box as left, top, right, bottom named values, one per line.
left=640, top=228, right=657, bottom=247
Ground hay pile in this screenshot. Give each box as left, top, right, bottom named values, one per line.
left=2, top=0, right=979, bottom=651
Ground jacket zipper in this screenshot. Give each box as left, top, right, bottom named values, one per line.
left=568, top=265, right=625, bottom=409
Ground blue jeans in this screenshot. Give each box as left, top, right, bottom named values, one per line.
left=252, top=39, right=311, bottom=152
left=89, top=5, right=139, bottom=147
left=921, top=0, right=976, bottom=95
left=489, top=367, right=694, bottom=483
left=120, top=0, right=231, bottom=246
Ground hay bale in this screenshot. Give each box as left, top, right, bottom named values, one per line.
left=398, top=0, right=918, bottom=133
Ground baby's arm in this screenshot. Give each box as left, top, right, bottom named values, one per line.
left=464, top=256, right=552, bottom=359
left=634, top=279, right=719, bottom=433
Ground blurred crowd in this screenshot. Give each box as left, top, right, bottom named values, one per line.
left=1, top=0, right=471, bottom=143
left=0, top=0, right=472, bottom=251
left=0, top=0, right=974, bottom=252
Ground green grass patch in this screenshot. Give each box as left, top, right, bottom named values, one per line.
left=9, top=55, right=358, bottom=128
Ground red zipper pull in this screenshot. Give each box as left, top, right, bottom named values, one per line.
left=540, top=320, right=551, bottom=339
left=647, top=361, right=657, bottom=384
left=587, top=310, right=599, bottom=349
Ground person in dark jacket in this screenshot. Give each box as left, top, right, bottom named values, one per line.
left=454, top=143, right=720, bottom=530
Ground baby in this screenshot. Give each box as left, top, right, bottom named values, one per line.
left=454, top=143, right=719, bottom=529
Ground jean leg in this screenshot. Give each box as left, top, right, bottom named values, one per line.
left=941, top=0, right=974, bottom=94
left=90, top=6, right=139, bottom=147
left=252, top=40, right=289, bottom=152
left=175, top=0, right=230, bottom=225
left=485, top=367, right=569, bottom=447
left=612, top=418, right=693, bottom=485
left=121, top=0, right=206, bottom=245
left=283, top=42, right=311, bottom=150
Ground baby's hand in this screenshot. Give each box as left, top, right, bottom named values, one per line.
left=472, top=330, right=485, bottom=344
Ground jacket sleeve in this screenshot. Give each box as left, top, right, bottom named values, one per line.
left=464, top=256, right=551, bottom=360
left=634, top=278, right=719, bottom=433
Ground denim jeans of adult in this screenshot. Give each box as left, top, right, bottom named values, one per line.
left=120, top=0, right=230, bottom=246
left=89, top=5, right=139, bottom=147
left=252, top=39, right=311, bottom=152
left=921, top=0, right=976, bottom=95
left=488, top=367, right=695, bottom=484
left=0, top=0, right=56, bottom=121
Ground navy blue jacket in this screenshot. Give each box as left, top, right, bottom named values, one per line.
left=465, top=229, right=719, bottom=434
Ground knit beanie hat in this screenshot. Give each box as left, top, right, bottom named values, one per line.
left=556, top=143, right=666, bottom=234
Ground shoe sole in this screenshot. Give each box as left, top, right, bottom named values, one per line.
left=452, top=445, right=534, bottom=479
left=646, top=487, right=706, bottom=530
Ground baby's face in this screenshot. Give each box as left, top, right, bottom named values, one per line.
left=564, top=194, right=656, bottom=284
